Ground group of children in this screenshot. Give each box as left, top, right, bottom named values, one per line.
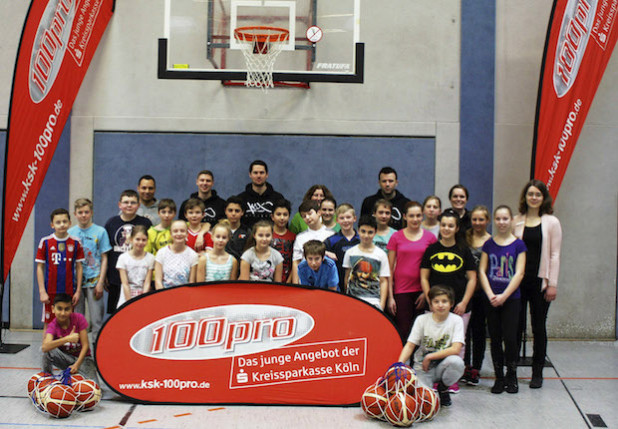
left=36, top=177, right=543, bottom=410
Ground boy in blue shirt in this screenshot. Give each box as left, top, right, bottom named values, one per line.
left=324, top=203, right=359, bottom=293
left=68, top=198, right=111, bottom=340
left=297, top=240, right=339, bottom=291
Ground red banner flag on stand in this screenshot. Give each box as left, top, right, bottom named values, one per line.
left=1, top=0, right=115, bottom=281
left=532, top=0, right=617, bottom=201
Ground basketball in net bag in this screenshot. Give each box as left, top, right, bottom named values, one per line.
left=234, top=26, right=289, bottom=90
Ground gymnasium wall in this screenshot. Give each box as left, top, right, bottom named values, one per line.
left=92, top=133, right=435, bottom=227
left=0, top=0, right=616, bottom=337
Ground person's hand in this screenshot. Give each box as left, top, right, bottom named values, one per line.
left=65, top=327, right=79, bottom=343
left=72, top=290, right=80, bottom=306
left=68, top=363, right=80, bottom=374
left=40, top=291, right=50, bottom=304
left=388, top=297, right=396, bottom=315
left=544, top=286, right=557, bottom=302
left=415, top=293, right=426, bottom=310
left=94, top=283, right=104, bottom=300
left=195, top=234, right=205, bottom=251
left=491, top=294, right=506, bottom=307
left=453, top=302, right=466, bottom=315
left=422, top=355, right=433, bottom=372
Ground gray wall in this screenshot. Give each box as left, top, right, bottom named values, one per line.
left=0, top=0, right=616, bottom=337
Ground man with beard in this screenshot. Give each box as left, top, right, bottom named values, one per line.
left=360, top=167, right=410, bottom=230
left=237, top=160, right=285, bottom=228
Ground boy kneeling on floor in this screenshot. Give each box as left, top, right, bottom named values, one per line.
left=42, top=293, right=97, bottom=381
left=398, top=285, right=464, bottom=406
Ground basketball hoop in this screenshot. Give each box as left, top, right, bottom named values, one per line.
left=234, top=26, right=289, bottom=90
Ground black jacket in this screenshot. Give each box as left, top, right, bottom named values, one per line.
left=237, top=183, right=284, bottom=228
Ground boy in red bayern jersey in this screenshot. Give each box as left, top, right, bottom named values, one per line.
left=36, top=208, right=85, bottom=331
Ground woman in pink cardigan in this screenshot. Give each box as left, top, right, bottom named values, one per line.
left=513, top=179, right=562, bottom=389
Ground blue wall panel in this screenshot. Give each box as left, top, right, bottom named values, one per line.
left=93, top=133, right=435, bottom=226
left=460, top=1, right=495, bottom=210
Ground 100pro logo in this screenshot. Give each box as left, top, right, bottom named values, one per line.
left=130, top=305, right=315, bottom=360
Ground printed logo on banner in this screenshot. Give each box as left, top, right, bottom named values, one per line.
left=553, top=0, right=598, bottom=97
left=96, top=282, right=403, bottom=405
left=230, top=338, right=366, bottom=389
left=591, top=0, right=618, bottom=49
left=130, top=304, right=315, bottom=360
left=29, top=0, right=77, bottom=103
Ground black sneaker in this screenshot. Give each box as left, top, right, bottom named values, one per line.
left=437, top=382, right=452, bottom=406
left=505, top=377, right=518, bottom=394
left=467, top=368, right=480, bottom=385
left=460, top=366, right=471, bottom=384
left=438, top=389, right=452, bottom=406
left=530, top=374, right=543, bottom=389
left=491, top=379, right=505, bottom=394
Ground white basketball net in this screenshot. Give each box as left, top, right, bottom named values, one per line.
left=234, top=27, right=289, bottom=91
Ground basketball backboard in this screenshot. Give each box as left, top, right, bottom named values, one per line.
left=159, top=0, right=363, bottom=85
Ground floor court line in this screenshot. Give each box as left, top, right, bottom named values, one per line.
left=553, top=363, right=593, bottom=429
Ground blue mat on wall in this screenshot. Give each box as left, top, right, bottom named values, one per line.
left=93, top=132, right=435, bottom=225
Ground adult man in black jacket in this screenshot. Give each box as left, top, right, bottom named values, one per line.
left=237, top=160, right=284, bottom=228
left=360, top=167, right=410, bottom=230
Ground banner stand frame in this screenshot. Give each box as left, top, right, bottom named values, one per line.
left=0, top=279, right=29, bottom=354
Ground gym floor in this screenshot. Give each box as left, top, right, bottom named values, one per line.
left=1, top=330, right=616, bottom=429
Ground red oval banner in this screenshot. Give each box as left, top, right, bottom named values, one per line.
left=95, top=282, right=402, bottom=405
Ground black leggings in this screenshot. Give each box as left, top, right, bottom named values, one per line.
left=464, top=290, right=488, bottom=370
left=486, top=298, right=520, bottom=372
left=517, top=276, right=551, bottom=366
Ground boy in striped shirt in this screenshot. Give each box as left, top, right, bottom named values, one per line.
left=36, top=208, right=85, bottom=330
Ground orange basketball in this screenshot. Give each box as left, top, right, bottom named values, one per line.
left=27, top=372, right=55, bottom=411
left=415, top=385, right=440, bottom=421
left=73, top=379, right=102, bottom=411
left=34, top=377, right=60, bottom=410
left=41, top=383, right=78, bottom=418
left=27, top=372, right=53, bottom=398
left=70, top=374, right=86, bottom=384
left=384, top=391, right=419, bottom=427
left=360, top=381, right=389, bottom=420
left=384, top=363, right=416, bottom=394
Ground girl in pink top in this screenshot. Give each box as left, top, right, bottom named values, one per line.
left=387, top=201, right=437, bottom=340
left=512, top=179, right=562, bottom=389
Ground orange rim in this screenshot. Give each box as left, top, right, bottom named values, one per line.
left=234, top=26, right=290, bottom=43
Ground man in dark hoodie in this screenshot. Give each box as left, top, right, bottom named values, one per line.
left=360, top=166, right=410, bottom=230
left=237, top=160, right=285, bottom=228
left=179, top=170, right=226, bottom=230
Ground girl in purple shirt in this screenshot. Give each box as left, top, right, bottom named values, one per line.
left=479, top=205, right=526, bottom=395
